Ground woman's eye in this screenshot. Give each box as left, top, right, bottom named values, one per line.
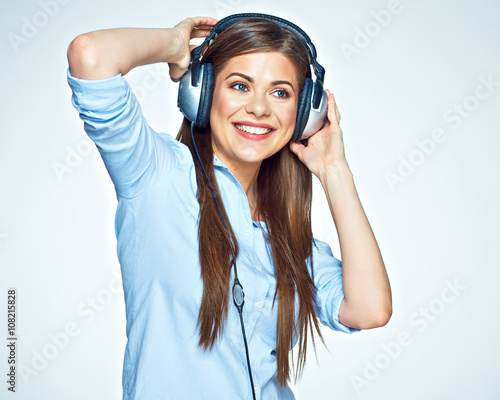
left=231, top=83, right=248, bottom=92
left=273, top=89, right=290, bottom=98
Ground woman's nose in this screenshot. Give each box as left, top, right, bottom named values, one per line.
left=245, top=91, right=271, bottom=117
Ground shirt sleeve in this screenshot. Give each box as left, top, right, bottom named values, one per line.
left=311, top=238, right=362, bottom=334
left=66, top=67, right=179, bottom=199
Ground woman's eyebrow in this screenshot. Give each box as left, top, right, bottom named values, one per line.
left=271, top=80, right=295, bottom=92
left=225, top=72, right=253, bottom=82
left=224, top=72, right=296, bottom=92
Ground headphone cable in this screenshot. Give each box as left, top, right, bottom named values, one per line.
left=190, top=122, right=257, bottom=400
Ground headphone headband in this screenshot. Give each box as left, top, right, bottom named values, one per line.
left=193, top=13, right=315, bottom=58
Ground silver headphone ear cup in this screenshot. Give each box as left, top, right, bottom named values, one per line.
left=301, top=89, right=327, bottom=140
left=177, top=68, right=202, bottom=123
left=291, top=78, right=313, bottom=142
left=196, top=63, right=215, bottom=128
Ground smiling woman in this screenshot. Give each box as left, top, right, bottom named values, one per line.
left=210, top=52, right=299, bottom=175
left=66, top=12, right=391, bottom=400
left=175, top=17, right=326, bottom=393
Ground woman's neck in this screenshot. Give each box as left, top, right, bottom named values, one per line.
left=213, top=151, right=262, bottom=220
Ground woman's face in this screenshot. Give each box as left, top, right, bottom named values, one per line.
left=209, top=52, right=299, bottom=170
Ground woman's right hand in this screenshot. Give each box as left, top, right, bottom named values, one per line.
left=168, top=16, right=218, bottom=83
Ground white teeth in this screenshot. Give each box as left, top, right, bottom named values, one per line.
left=235, top=124, right=272, bottom=135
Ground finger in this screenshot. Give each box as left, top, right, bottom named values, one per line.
left=189, top=16, right=218, bottom=28
left=169, top=62, right=188, bottom=82
left=175, top=17, right=217, bottom=35
left=325, top=89, right=340, bottom=126
left=193, top=24, right=217, bottom=30
left=170, top=71, right=188, bottom=83
left=190, top=29, right=212, bottom=39
left=289, top=139, right=305, bottom=160
left=330, top=92, right=340, bottom=122
left=326, top=89, right=340, bottom=121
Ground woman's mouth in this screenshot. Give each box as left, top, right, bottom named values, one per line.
left=232, top=122, right=275, bottom=141
left=235, top=123, right=272, bottom=135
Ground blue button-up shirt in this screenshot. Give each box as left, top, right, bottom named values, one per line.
left=67, top=67, right=360, bottom=400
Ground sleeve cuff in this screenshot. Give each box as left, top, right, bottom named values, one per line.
left=312, top=238, right=362, bottom=334
left=330, top=293, right=361, bottom=334
left=66, top=67, right=127, bottom=112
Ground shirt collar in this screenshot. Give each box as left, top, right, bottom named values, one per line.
left=213, top=153, right=229, bottom=170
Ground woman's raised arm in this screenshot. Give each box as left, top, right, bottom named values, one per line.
left=67, top=16, right=218, bottom=80
left=65, top=17, right=217, bottom=199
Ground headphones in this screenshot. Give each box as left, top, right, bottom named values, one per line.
left=177, top=13, right=328, bottom=142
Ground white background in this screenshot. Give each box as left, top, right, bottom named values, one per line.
left=1, top=0, right=499, bottom=399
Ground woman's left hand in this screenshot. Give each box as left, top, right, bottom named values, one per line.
left=289, top=89, right=347, bottom=178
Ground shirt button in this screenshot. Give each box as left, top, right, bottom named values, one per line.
left=245, top=229, right=251, bottom=236
left=254, top=386, right=260, bottom=394
left=255, top=265, right=262, bottom=271
left=241, top=346, right=246, bottom=353
left=256, top=301, right=263, bottom=308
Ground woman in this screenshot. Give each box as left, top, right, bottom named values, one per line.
left=66, top=14, right=391, bottom=400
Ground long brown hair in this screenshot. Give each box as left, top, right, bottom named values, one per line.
left=175, top=18, right=325, bottom=387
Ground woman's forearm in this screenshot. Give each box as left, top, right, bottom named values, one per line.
left=319, top=162, right=392, bottom=329
left=67, top=27, right=180, bottom=80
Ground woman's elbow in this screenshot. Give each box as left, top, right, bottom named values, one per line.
left=67, top=34, right=99, bottom=79
left=364, top=306, right=392, bottom=329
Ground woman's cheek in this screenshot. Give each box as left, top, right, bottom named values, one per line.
left=279, top=103, right=298, bottom=125
left=226, top=96, right=246, bottom=110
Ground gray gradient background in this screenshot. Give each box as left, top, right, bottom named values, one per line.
left=1, top=0, right=499, bottom=399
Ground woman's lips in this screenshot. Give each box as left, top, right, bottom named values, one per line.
left=232, top=122, right=276, bottom=141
